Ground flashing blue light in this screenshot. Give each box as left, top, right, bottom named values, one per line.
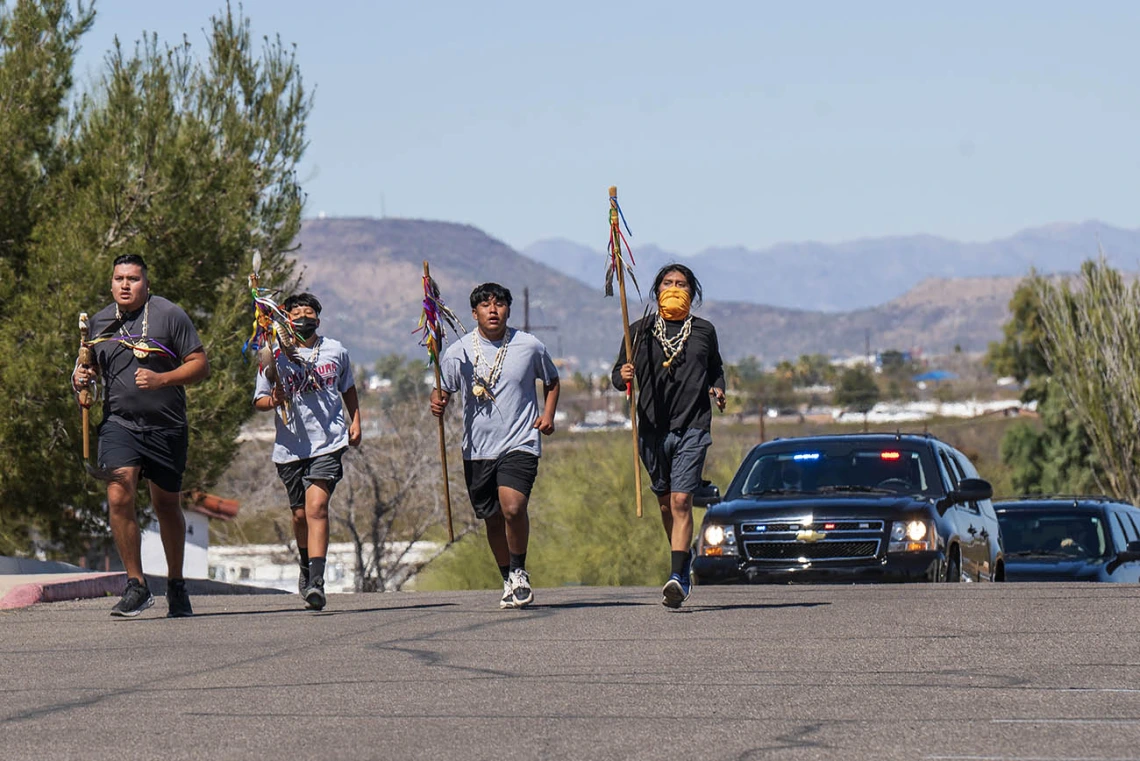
left=792, top=453, right=821, bottom=461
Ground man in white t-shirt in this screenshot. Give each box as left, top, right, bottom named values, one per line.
left=431, top=283, right=560, bottom=609
left=254, top=292, right=362, bottom=610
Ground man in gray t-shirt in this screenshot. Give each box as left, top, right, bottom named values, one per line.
left=72, top=254, right=210, bottom=619
left=431, top=282, right=560, bottom=610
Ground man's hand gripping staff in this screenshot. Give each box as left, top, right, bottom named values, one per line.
left=245, top=251, right=297, bottom=423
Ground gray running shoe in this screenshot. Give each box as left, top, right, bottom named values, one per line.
left=110, top=578, right=154, bottom=618
left=304, top=581, right=326, bottom=611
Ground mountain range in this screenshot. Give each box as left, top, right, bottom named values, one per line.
left=293, top=217, right=1136, bottom=369
left=523, top=221, right=1140, bottom=312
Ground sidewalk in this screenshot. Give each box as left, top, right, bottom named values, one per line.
left=0, top=563, right=289, bottom=610
left=0, top=571, right=126, bottom=610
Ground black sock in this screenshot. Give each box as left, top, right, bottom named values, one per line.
left=309, top=556, right=326, bottom=584
left=498, top=564, right=510, bottom=582
left=671, top=550, right=690, bottom=576
left=509, top=552, right=527, bottom=572
left=299, top=548, right=309, bottom=571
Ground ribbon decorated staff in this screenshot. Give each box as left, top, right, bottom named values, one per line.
left=243, top=251, right=300, bottom=424
left=416, top=260, right=466, bottom=542
left=606, top=185, right=645, bottom=517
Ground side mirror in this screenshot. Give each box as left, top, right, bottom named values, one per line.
left=936, top=478, right=993, bottom=512
left=1117, top=540, right=1140, bottom=563
left=1106, top=540, right=1140, bottom=573
left=693, top=480, right=721, bottom=507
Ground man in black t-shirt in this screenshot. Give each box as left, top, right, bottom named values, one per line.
left=613, top=263, right=725, bottom=609
left=72, top=254, right=210, bottom=618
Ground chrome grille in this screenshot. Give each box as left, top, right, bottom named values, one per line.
left=739, top=518, right=884, bottom=562
left=744, top=540, right=879, bottom=561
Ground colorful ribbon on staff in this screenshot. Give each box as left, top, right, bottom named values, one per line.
left=415, top=272, right=465, bottom=365
left=242, top=280, right=298, bottom=362
left=605, top=190, right=640, bottom=299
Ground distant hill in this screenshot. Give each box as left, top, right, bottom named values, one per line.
left=523, top=221, right=1140, bottom=312
left=294, top=217, right=1033, bottom=368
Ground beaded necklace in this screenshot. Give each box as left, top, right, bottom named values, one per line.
left=652, top=314, right=692, bottom=368
left=470, top=329, right=511, bottom=401
left=116, top=296, right=151, bottom=360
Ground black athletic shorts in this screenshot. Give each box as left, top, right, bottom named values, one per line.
left=97, top=419, right=189, bottom=493
left=463, top=451, right=539, bottom=520
left=275, top=448, right=347, bottom=510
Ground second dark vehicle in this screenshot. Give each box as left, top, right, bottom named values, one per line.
left=995, top=497, right=1140, bottom=582
left=692, top=433, right=1003, bottom=584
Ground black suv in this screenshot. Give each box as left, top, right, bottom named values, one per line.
left=995, top=497, right=1140, bottom=582
left=692, top=433, right=1003, bottom=584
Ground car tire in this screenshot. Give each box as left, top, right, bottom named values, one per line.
left=944, top=549, right=961, bottom=583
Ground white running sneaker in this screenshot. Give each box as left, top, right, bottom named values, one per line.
left=500, top=579, right=516, bottom=609
left=508, top=568, right=534, bottom=608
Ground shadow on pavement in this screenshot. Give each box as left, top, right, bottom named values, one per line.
left=679, top=601, right=831, bottom=612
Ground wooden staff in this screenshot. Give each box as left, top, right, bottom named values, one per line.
left=77, top=312, right=94, bottom=461
left=610, top=186, right=644, bottom=517
left=424, top=260, right=455, bottom=542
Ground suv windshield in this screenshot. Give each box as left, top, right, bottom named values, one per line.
left=728, top=445, right=937, bottom=500
left=997, top=509, right=1110, bottom=560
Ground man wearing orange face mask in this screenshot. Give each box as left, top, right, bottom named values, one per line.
left=612, top=263, right=726, bottom=608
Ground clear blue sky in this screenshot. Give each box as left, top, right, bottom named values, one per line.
left=72, top=1, right=1140, bottom=255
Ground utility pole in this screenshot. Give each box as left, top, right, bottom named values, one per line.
left=521, top=287, right=559, bottom=352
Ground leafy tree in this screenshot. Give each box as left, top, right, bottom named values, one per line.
left=986, top=275, right=1097, bottom=496
left=1034, top=259, right=1140, bottom=502
left=834, top=366, right=879, bottom=429
left=0, top=2, right=311, bottom=556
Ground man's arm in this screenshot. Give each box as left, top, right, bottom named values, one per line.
left=343, top=385, right=362, bottom=446
left=534, top=377, right=560, bottom=435
left=135, top=348, right=209, bottom=390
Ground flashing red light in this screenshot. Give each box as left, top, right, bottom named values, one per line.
left=880, top=451, right=901, bottom=460
left=823, top=523, right=836, bottom=530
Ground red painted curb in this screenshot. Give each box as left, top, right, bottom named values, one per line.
left=0, top=572, right=127, bottom=610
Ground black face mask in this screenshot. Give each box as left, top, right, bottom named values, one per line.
left=293, top=317, right=318, bottom=340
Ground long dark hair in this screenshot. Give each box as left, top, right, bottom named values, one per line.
left=651, top=263, right=702, bottom=307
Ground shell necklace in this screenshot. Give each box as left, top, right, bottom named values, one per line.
left=116, top=296, right=151, bottom=360
left=653, top=314, right=692, bottom=368
left=471, top=328, right=511, bottom=401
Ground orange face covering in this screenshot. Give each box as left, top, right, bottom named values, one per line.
left=658, top=286, right=691, bottom=320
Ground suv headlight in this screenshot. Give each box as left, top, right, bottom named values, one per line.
left=889, top=520, right=934, bottom=552
left=700, top=523, right=738, bottom=557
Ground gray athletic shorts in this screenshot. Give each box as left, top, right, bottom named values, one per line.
left=276, top=448, right=347, bottom=510
left=639, top=428, right=712, bottom=496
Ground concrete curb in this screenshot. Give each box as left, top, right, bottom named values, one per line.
left=0, top=572, right=126, bottom=610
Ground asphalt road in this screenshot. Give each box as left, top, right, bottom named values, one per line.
left=2, top=583, right=1139, bottom=761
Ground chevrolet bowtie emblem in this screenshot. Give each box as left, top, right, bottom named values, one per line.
left=796, top=529, right=826, bottom=543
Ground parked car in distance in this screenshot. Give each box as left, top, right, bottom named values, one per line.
left=995, top=498, right=1140, bottom=582
left=692, top=433, right=1003, bottom=584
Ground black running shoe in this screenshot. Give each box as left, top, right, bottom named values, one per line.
left=166, top=578, right=194, bottom=618
left=110, top=578, right=154, bottom=618
left=298, top=567, right=310, bottom=596
left=304, top=581, right=326, bottom=611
